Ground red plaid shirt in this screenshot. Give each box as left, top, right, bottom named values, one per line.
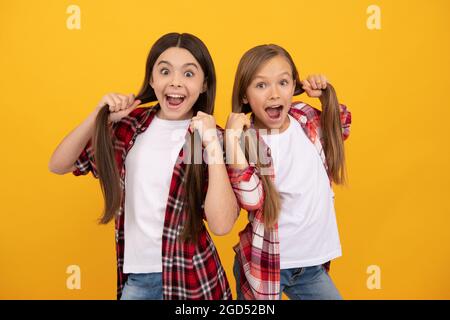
left=233, top=101, right=352, bottom=300
left=73, top=105, right=236, bottom=300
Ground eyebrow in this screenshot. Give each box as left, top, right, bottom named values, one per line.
left=157, top=60, right=199, bottom=70
left=253, top=71, right=292, bottom=80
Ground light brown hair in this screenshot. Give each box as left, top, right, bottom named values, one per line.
left=232, top=44, right=346, bottom=226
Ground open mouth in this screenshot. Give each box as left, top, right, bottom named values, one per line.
left=265, top=105, right=283, bottom=120
left=165, top=94, right=186, bottom=108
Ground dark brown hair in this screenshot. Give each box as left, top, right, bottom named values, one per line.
left=94, top=33, right=216, bottom=243
left=232, top=44, right=346, bottom=226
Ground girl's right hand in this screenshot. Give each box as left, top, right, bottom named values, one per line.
left=225, top=113, right=251, bottom=169
left=95, top=93, right=141, bottom=123
left=226, top=113, right=251, bottom=137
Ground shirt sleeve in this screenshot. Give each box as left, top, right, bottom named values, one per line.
left=339, top=104, right=352, bottom=141
left=227, top=164, right=265, bottom=212
left=72, top=139, right=99, bottom=178
left=295, top=101, right=351, bottom=141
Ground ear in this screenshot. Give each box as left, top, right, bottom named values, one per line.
left=149, top=76, right=154, bottom=89
left=242, top=95, right=248, bottom=104
left=292, top=79, right=297, bottom=95
left=202, top=82, right=207, bottom=93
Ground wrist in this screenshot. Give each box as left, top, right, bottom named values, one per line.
left=204, top=135, right=221, bottom=150
left=203, top=131, right=219, bottom=147
left=225, top=127, right=243, bottom=138
left=205, top=139, right=225, bottom=165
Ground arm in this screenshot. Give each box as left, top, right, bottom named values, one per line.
left=48, top=108, right=98, bottom=175
left=203, top=139, right=239, bottom=236
left=190, top=112, right=239, bottom=236
left=48, top=93, right=141, bottom=175
left=301, top=75, right=352, bottom=140
left=225, top=113, right=265, bottom=211
left=338, top=103, right=351, bottom=141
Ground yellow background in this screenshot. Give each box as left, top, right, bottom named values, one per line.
left=1, top=0, right=449, bottom=299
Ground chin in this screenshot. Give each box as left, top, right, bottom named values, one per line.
left=269, top=115, right=288, bottom=130
left=161, top=107, right=192, bottom=120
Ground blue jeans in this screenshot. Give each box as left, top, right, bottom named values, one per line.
left=120, top=273, right=163, bottom=300
left=233, top=257, right=342, bottom=300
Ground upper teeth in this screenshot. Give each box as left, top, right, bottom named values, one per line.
left=267, top=105, right=281, bottom=109
left=167, top=94, right=185, bottom=98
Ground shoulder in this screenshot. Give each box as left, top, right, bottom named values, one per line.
left=112, top=106, right=155, bottom=142
left=128, top=106, right=155, bottom=123
left=115, top=106, right=155, bottom=129
left=289, top=101, right=321, bottom=124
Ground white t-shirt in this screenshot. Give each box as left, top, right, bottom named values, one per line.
left=123, top=115, right=190, bottom=274
left=260, top=114, right=342, bottom=269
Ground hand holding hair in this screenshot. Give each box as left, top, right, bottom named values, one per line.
left=95, top=93, right=141, bottom=123
left=225, top=112, right=251, bottom=138
left=301, top=74, right=328, bottom=98
left=190, top=111, right=219, bottom=147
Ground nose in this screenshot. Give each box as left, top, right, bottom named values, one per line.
left=169, top=71, right=183, bottom=88
left=269, top=84, right=280, bottom=100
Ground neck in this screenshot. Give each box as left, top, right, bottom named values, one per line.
left=156, top=108, right=193, bottom=121
left=254, top=115, right=290, bottom=135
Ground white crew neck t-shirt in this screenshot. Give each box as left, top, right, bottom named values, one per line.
left=123, top=115, right=190, bottom=274
left=260, top=114, right=342, bottom=269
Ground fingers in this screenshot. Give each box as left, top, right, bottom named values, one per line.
left=308, top=75, right=318, bottom=90
left=190, top=113, right=205, bottom=130
left=189, top=117, right=205, bottom=133
left=190, top=112, right=216, bottom=134
left=101, top=95, right=113, bottom=110
left=312, top=77, right=318, bottom=90
left=124, top=98, right=141, bottom=116
left=128, top=93, right=135, bottom=105
left=192, top=111, right=213, bottom=122
left=306, top=75, right=328, bottom=90
left=196, top=111, right=208, bottom=117
left=244, top=117, right=251, bottom=129
left=230, top=113, right=247, bottom=121
left=226, top=112, right=250, bottom=133
left=301, top=79, right=313, bottom=93
left=106, top=93, right=138, bottom=112
left=132, top=98, right=141, bottom=108
left=120, top=95, right=129, bottom=110
left=106, top=94, right=119, bottom=112
left=237, top=113, right=250, bottom=128
left=118, top=94, right=133, bottom=110
left=319, top=75, right=328, bottom=90
left=109, top=94, right=122, bottom=112
left=126, top=95, right=141, bottom=110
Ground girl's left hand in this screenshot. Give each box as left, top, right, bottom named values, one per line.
left=301, top=74, right=328, bottom=98
left=190, top=111, right=219, bottom=147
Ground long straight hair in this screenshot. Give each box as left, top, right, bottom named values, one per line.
left=231, top=44, right=346, bottom=227
left=93, top=33, right=216, bottom=243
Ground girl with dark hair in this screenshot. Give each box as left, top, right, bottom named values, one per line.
left=49, top=33, right=248, bottom=300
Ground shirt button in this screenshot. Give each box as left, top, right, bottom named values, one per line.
left=300, top=115, right=307, bottom=124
